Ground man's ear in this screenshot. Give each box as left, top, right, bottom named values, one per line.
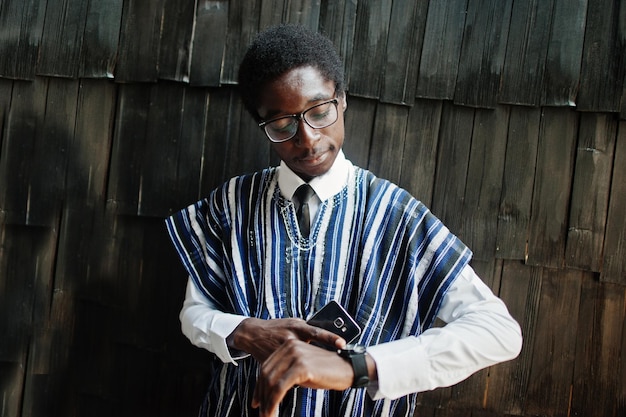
left=341, top=93, right=347, bottom=111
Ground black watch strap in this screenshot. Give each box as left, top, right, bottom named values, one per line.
left=338, top=344, right=370, bottom=388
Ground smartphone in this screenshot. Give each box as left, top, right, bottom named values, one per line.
left=307, top=300, right=361, bottom=345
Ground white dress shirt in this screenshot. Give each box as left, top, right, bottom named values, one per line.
left=179, top=150, right=522, bottom=400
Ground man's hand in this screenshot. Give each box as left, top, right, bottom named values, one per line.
left=227, top=317, right=346, bottom=363
left=251, top=339, right=354, bottom=417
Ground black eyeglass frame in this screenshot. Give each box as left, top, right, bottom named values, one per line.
left=258, top=98, right=340, bottom=143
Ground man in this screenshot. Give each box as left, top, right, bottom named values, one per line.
left=166, top=24, right=522, bottom=417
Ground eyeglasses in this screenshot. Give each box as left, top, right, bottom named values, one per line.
left=258, top=98, right=339, bottom=143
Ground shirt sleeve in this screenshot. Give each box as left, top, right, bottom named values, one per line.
left=365, top=264, right=523, bottom=400
left=179, top=278, right=250, bottom=364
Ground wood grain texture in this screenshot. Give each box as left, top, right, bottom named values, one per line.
left=454, top=0, right=512, bottom=108
left=0, top=0, right=46, bottom=79
left=348, top=0, right=392, bottom=98
left=526, top=108, right=578, bottom=268
left=495, top=106, right=540, bottom=260
left=115, top=0, right=164, bottom=82
left=541, top=0, right=587, bottom=106
left=189, top=0, right=229, bottom=87
left=79, top=0, right=123, bottom=78
left=565, top=113, right=617, bottom=272
left=416, top=0, right=467, bottom=100
left=577, top=0, right=626, bottom=112
left=601, top=121, right=626, bottom=284
left=379, top=0, right=427, bottom=105
left=499, top=0, right=554, bottom=106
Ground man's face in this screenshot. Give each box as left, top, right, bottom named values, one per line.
left=256, top=66, right=347, bottom=181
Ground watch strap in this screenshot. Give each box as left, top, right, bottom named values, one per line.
left=339, top=344, right=369, bottom=388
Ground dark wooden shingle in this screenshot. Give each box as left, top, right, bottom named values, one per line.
left=577, top=0, right=626, bottom=112
left=496, top=107, right=541, bottom=260
left=416, top=0, right=468, bottom=100
left=0, top=0, right=46, bottom=80
left=348, top=0, right=393, bottom=99
left=79, top=0, right=123, bottom=78
left=565, top=113, right=616, bottom=272
left=189, top=0, right=229, bottom=87
left=115, top=0, right=164, bottom=82
left=499, top=0, right=554, bottom=106
left=37, top=0, right=89, bottom=78
left=526, top=108, right=578, bottom=268
left=454, top=0, right=512, bottom=108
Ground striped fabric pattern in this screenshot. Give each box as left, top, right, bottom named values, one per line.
left=165, top=165, right=472, bottom=417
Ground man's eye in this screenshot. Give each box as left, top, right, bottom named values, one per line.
left=269, top=118, right=296, bottom=133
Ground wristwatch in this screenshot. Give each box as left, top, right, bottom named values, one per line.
left=338, top=344, right=369, bottom=388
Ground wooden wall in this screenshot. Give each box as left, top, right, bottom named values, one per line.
left=1, top=1, right=625, bottom=416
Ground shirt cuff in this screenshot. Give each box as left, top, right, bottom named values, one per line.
left=210, top=313, right=249, bottom=364
left=365, top=337, right=431, bottom=400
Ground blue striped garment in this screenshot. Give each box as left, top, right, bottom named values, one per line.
left=165, top=166, right=472, bottom=417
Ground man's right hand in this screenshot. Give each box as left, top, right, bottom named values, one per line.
left=226, top=317, right=347, bottom=363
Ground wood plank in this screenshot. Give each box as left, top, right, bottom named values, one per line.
left=259, top=0, right=321, bottom=28
left=0, top=224, right=58, bottom=416
left=79, top=0, right=123, bottom=78
left=139, top=82, right=186, bottom=217
left=541, top=0, right=587, bottom=106
left=0, top=79, right=13, bottom=145
left=220, top=0, right=261, bottom=85
left=525, top=268, right=582, bottom=417
left=571, top=276, right=626, bottom=417
left=454, top=0, right=513, bottom=108
left=0, top=83, right=79, bottom=228
left=415, top=0, right=468, bottom=100
left=461, top=106, right=508, bottom=260
left=318, top=0, right=358, bottom=87
left=379, top=0, right=428, bottom=105
left=526, top=108, right=578, bottom=269
left=27, top=78, right=79, bottom=227
left=189, top=0, right=229, bottom=87
left=342, top=96, right=376, bottom=170
left=0, top=360, right=25, bottom=417
left=347, top=0, right=393, bottom=99
left=367, top=103, right=409, bottom=186
left=107, top=84, right=152, bottom=215
left=259, top=0, right=286, bottom=27
left=115, top=0, right=164, bottom=82
left=498, top=0, right=554, bottom=106
left=67, top=79, right=116, bottom=205
left=199, top=88, right=236, bottom=195
left=601, top=121, right=626, bottom=284
left=431, top=102, right=474, bottom=239
left=577, top=0, right=626, bottom=112
left=565, top=113, right=617, bottom=272
left=36, top=0, right=89, bottom=78
left=495, top=106, right=540, bottom=260
left=110, top=82, right=206, bottom=217
left=485, top=261, right=542, bottom=415
left=157, top=0, right=196, bottom=82
left=400, top=99, right=442, bottom=207
left=224, top=96, right=272, bottom=180
left=0, top=0, right=46, bottom=80
left=174, top=87, right=210, bottom=206
left=0, top=80, right=45, bottom=224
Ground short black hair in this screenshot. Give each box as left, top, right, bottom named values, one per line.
left=237, top=24, right=345, bottom=121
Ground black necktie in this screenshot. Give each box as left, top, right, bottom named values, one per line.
left=295, top=184, right=315, bottom=238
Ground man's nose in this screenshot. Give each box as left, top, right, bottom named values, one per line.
left=294, top=119, right=320, bottom=146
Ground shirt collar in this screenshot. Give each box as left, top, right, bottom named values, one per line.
left=278, top=150, right=351, bottom=201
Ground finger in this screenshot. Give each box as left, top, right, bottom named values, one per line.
left=304, top=325, right=347, bottom=348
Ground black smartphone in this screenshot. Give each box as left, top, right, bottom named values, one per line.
left=307, top=300, right=361, bottom=345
